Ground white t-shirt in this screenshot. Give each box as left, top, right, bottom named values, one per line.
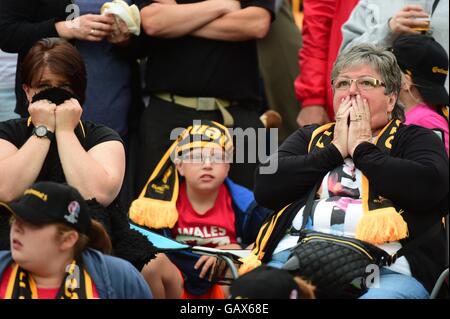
left=0, top=50, right=17, bottom=90
left=274, top=158, right=412, bottom=276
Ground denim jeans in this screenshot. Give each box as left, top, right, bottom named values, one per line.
left=267, top=250, right=430, bottom=299
left=266, top=249, right=292, bottom=269
left=359, top=268, right=429, bottom=299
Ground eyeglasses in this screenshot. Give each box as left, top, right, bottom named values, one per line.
left=180, top=152, right=230, bottom=164
left=332, top=77, right=386, bottom=91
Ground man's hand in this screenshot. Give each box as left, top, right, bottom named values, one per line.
left=388, top=5, right=430, bottom=35
left=107, top=15, right=131, bottom=45
left=154, top=0, right=177, bottom=3
left=56, top=14, right=115, bottom=41
left=296, top=105, right=330, bottom=127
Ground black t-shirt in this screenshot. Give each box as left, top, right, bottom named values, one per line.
left=136, top=0, right=275, bottom=104
left=0, top=119, right=123, bottom=183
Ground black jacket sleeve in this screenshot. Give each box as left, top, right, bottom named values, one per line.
left=353, top=125, right=449, bottom=214
left=0, top=0, right=61, bottom=55
left=254, top=125, right=344, bottom=210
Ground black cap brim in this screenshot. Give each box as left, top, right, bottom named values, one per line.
left=0, top=201, right=55, bottom=226
left=414, top=76, right=449, bottom=107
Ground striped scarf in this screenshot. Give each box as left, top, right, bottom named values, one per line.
left=4, top=260, right=95, bottom=299
left=239, top=120, right=408, bottom=274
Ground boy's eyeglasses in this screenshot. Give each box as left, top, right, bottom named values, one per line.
left=332, top=77, right=386, bottom=91
left=180, top=152, right=230, bottom=164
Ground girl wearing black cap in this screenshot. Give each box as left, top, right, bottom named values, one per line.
left=393, top=34, right=449, bottom=155
left=0, top=182, right=152, bottom=299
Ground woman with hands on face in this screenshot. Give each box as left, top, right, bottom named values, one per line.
left=0, top=38, right=157, bottom=272
left=251, top=44, right=448, bottom=299
left=0, top=0, right=140, bottom=138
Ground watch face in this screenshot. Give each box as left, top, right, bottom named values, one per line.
left=35, top=126, right=48, bottom=137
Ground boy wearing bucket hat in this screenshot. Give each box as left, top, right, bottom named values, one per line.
left=131, top=120, right=272, bottom=299
left=392, top=34, right=449, bottom=155
left=0, top=182, right=152, bottom=299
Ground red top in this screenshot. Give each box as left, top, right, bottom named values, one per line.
left=0, top=264, right=99, bottom=299
left=295, top=0, right=359, bottom=119
left=173, top=182, right=237, bottom=248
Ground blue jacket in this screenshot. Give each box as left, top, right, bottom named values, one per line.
left=224, top=178, right=272, bottom=247
left=0, top=249, right=152, bottom=299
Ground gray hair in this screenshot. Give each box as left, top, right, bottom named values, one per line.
left=332, top=44, right=405, bottom=121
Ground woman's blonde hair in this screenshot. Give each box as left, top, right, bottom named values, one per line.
left=332, top=44, right=405, bottom=121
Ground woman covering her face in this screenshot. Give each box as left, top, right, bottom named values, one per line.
left=247, top=44, right=448, bottom=299
left=0, top=38, right=156, bottom=271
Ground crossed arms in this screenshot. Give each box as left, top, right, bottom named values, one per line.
left=139, top=0, right=272, bottom=41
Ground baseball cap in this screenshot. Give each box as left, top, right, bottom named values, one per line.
left=391, top=35, right=449, bottom=106
left=0, top=182, right=91, bottom=234
left=229, top=266, right=302, bottom=299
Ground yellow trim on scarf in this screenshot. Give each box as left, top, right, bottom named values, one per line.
left=441, top=106, right=449, bottom=121
left=84, top=270, right=94, bottom=299
left=356, top=119, right=408, bottom=244
left=238, top=204, right=291, bottom=275
left=129, top=138, right=180, bottom=229
left=4, top=263, right=19, bottom=299
left=28, top=274, right=38, bottom=299
left=308, top=122, right=334, bottom=152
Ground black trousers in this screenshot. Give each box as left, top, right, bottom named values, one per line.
left=134, top=96, right=265, bottom=196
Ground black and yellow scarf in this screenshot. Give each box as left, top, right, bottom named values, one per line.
left=239, top=120, right=408, bottom=274
left=4, top=260, right=95, bottom=299
left=129, top=120, right=233, bottom=229
left=438, top=105, right=449, bottom=122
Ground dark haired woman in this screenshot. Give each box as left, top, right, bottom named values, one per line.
left=0, top=0, right=139, bottom=138
left=0, top=38, right=156, bottom=271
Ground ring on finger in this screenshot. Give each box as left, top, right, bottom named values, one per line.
left=90, top=28, right=96, bottom=35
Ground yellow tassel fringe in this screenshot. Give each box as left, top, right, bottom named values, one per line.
left=129, top=197, right=179, bottom=229
left=355, top=208, right=409, bottom=245
left=238, top=253, right=262, bottom=276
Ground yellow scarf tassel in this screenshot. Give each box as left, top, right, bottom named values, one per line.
left=238, top=253, right=262, bottom=276
left=129, top=198, right=179, bottom=229
left=355, top=207, right=409, bottom=245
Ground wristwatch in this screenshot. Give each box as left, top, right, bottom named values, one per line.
left=32, top=125, right=55, bottom=141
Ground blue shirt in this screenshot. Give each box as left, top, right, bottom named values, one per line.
left=74, top=0, right=133, bottom=137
